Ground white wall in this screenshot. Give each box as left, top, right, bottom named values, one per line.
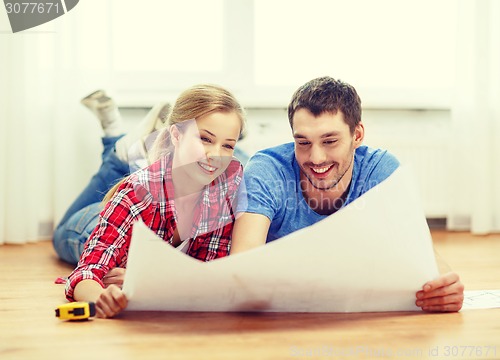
left=2, top=0, right=483, bottom=242
left=235, top=108, right=451, bottom=218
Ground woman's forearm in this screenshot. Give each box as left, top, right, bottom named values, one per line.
left=73, top=279, right=105, bottom=302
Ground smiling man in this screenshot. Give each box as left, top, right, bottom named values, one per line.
left=231, top=76, right=464, bottom=312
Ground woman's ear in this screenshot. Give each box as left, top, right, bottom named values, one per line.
left=170, top=125, right=180, bottom=147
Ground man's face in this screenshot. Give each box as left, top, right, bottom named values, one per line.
left=292, top=108, right=363, bottom=192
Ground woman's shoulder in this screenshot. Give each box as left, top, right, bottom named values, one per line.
left=124, top=156, right=171, bottom=203
left=219, top=158, right=244, bottom=186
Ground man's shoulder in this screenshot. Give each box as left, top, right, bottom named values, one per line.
left=245, top=143, right=296, bottom=178
left=251, top=142, right=295, bottom=165
left=353, top=145, right=400, bottom=183
left=355, top=145, right=399, bottom=165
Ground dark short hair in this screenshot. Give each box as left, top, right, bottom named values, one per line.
left=287, top=76, right=362, bottom=134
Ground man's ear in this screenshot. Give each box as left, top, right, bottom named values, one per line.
left=353, top=122, right=365, bottom=147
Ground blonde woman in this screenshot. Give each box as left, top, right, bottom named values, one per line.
left=61, top=84, right=246, bottom=318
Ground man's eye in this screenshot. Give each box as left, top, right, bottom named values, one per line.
left=324, top=139, right=338, bottom=145
left=297, top=141, right=310, bottom=146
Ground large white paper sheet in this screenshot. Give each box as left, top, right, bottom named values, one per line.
left=462, top=290, right=500, bottom=310
left=122, top=166, right=439, bottom=313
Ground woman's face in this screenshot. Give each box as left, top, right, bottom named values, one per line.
left=171, top=111, right=241, bottom=188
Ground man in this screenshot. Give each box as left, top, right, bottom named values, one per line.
left=231, top=76, right=464, bottom=312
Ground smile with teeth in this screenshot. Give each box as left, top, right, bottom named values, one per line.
left=311, top=165, right=333, bottom=174
left=198, top=161, right=217, bottom=173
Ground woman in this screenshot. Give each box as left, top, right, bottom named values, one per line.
left=62, top=84, right=246, bottom=318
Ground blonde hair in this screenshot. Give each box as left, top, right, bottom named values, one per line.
left=102, top=84, right=245, bottom=204
left=149, top=84, right=245, bottom=161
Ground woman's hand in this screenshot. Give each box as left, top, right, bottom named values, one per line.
left=95, top=284, right=128, bottom=318
left=103, top=267, right=126, bottom=289
left=416, top=272, right=464, bottom=312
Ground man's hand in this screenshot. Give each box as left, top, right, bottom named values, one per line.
left=416, top=272, right=464, bottom=312
left=103, top=267, right=126, bottom=289
left=95, top=284, right=128, bottom=318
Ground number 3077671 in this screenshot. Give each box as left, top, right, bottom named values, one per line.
left=5, top=2, right=61, bottom=14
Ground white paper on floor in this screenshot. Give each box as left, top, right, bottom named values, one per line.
left=122, top=166, right=439, bottom=313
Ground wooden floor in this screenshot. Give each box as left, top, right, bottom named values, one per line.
left=0, top=231, right=499, bottom=360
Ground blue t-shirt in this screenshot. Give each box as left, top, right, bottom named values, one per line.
left=238, top=143, right=400, bottom=242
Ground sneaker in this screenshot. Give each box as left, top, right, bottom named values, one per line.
left=114, top=101, right=170, bottom=168
left=129, top=102, right=169, bottom=137
left=80, top=89, right=106, bottom=106
left=157, top=102, right=170, bottom=127
left=81, top=89, right=124, bottom=136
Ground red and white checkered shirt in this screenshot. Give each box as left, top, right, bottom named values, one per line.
left=66, top=155, right=243, bottom=301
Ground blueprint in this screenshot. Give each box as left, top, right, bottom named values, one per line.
left=122, top=166, right=440, bottom=313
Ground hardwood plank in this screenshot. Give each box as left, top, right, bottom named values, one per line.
left=432, top=231, right=500, bottom=289
left=0, top=232, right=499, bottom=359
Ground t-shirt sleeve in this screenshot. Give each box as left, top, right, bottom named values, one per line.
left=236, top=152, right=282, bottom=222
left=361, top=149, right=400, bottom=192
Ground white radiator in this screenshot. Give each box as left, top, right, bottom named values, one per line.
left=382, top=141, right=449, bottom=218
left=241, top=108, right=451, bottom=219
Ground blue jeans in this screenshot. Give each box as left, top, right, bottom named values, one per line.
left=53, top=135, right=130, bottom=265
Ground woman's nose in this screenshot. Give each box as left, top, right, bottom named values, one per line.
left=205, top=145, right=221, bottom=160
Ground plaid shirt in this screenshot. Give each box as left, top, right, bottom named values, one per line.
left=66, top=155, right=243, bottom=301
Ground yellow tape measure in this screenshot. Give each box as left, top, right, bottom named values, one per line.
left=55, top=302, right=96, bottom=320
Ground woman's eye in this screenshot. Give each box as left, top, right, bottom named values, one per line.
left=200, top=137, right=211, bottom=143
left=223, top=144, right=235, bottom=150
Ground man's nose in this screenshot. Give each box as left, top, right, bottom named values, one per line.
left=309, top=144, right=326, bottom=164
